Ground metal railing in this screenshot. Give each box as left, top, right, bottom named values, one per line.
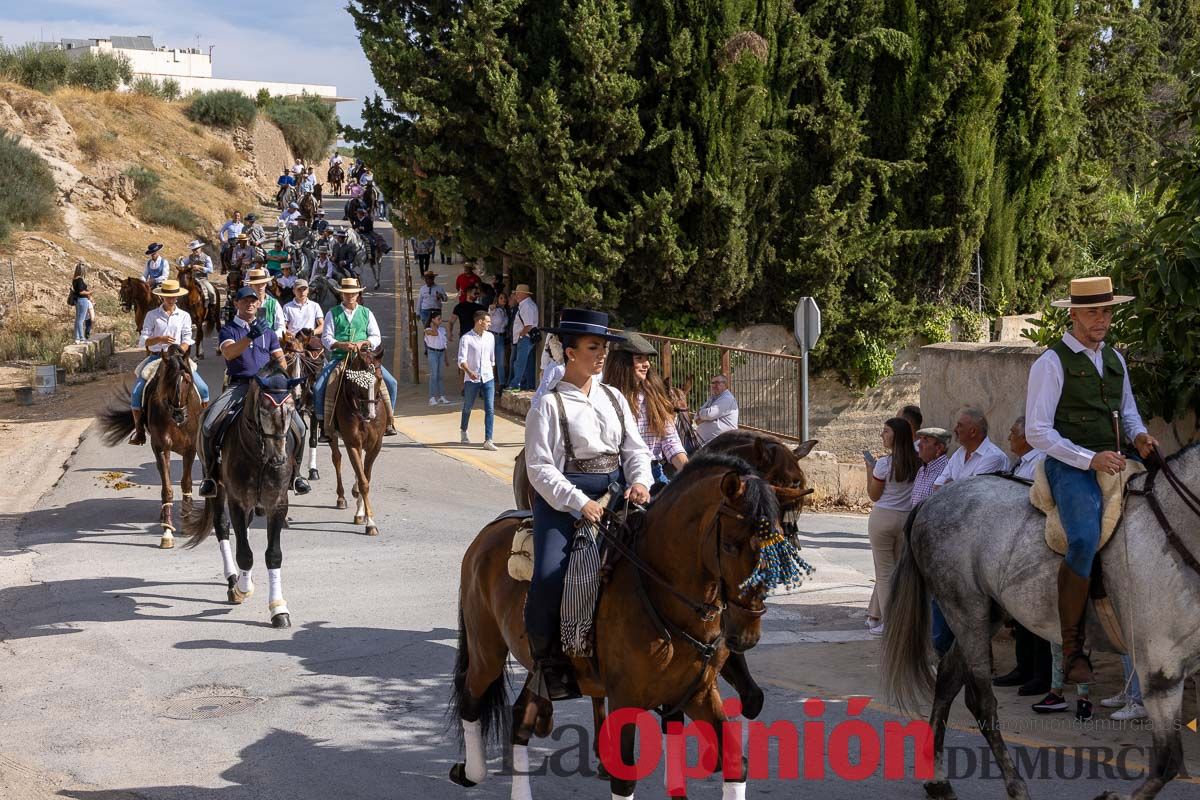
left=618, top=331, right=806, bottom=442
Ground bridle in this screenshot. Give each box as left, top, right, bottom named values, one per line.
left=344, top=351, right=383, bottom=422
left=1126, top=447, right=1200, bottom=578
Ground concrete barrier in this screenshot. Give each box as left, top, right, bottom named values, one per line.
left=60, top=333, right=115, bottom=374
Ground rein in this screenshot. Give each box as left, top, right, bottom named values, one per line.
left=1127, top=448, right=1200, bottom=579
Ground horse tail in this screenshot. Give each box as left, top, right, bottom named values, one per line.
left=96, top=386, right=136, bottom=446
left=183, top=496, right=217, bottom=549
left=446, top=601, right=509, bottom=752
left=880, top=507, right=935, bottom=715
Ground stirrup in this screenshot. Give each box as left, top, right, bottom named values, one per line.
left=128, top=428, right=146, bottom=446
left=532, top=657, right=581, bottom=702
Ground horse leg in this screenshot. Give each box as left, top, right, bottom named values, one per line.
left=1092, top=675, right=1185, bottom=800
left=720, top=652, right=764, bottom=720
left=591, top=699, right=611, bottom=780
left=925, top=645, right=969, bottom=800
left=684, top=686, right=744, bottom=800
left=956, top=628, right=1030, bottom=800
left=347, top=445, right=370, bottom=530
left=180, top=447, right=195, bottom=520
left=448, top=603, right=512, bottom=789
left=361, top=444, right=380, bottom=536
left=329, top=436, right=347, bottom=510
left=604, top=689, right=643, bottom=800
left=661, top=710, right=688, bottom=797
left=307, top=410, right=320, bottom=480
left=265, top=506, right=290, bottom=628
left=228, top=503, right=255, bottom=603
left=193, top=323, right=203, bottom=359
left=213, top=488, right=238, bottom=601
left=155, top=445, right=175, bottom=549
left=510, top=682, right=549, bottom=800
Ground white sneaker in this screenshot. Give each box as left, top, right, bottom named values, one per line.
left=460, top=431, right=469, bottom=444
left=1100, top=692, right=1128, bottom=709
left=429, top=397, right=438, bottom=406
left=864, top=617, right=879, bottom=629
left=439, top=396, right=453, bottom=404
left=483, top=439, right=497, bottom=451
left=1111, top=702, right=1148, bottom=721
left=869, top=623, right=885, bottom=637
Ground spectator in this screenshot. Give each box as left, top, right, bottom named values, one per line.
left=456, top=261, right=483, bottom=303
left=507, top=284, right=539, bottom=391
left=412, top=234, right=434, bottom=273
left=418, top=271, right=448, bottom=329
left=1100, top=657, right=1147, bottom=720
left=458, top=310, right=497, bottom=450
left=695, top=375, right=739, bottom=443
left=933, top=407, right=1009, bottom=489
left=899, top=404, right=923, bottom=435
left=1033, top=645, right=1093, bottom=721
left=530, top=334, right=566, bottom=411
left=440, top=228, right=454, bottom=264
left=70, top=262, right=93, bottom=343
left=604, top=332, right=688, bottom=488
left=264, top=238, right=290, bottom=275
left=424, top=310, right=451, bottom=406
left=488, top=291, right=512, bottom=388
left=1008, top=415, right=1046, bottom=479
left=911, top=427, right=950, bottom=506
left=452, top=285, right=486, bottom=340
left=864, top=417, right=919, bottom=636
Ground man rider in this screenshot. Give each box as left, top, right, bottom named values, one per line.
left=230, top=234, right=257, bottom=273
left=351, top=208, right=375, bottom=266
left=185, top=239, right=217, bottom=307
left=197, top=287, right=311, bottom=498
left=143, top=243, right=170, bottom=287
left=300, top=169, right=316, bottom=196
left=245, top=268, right=286, bottom=342
left=312, top=208, right=330, bottom=234
left=314, top=246, right=337, bottom=280
left=128, top=279, right=210, bottom=445
left=313, top=277, right=398, bottom=439
left=243, top=213, right=266, bottom=249
left=1025, top=276, right=1158, bottom=685
left=332, top=229, right=358, bottom=275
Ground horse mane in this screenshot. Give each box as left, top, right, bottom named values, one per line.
left=652, top=451, right=780, bottom=523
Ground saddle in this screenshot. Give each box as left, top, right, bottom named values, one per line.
left=1030, top=459, right=1145, bottom=556
left=323, top=357, right=395, bottom=433
left=138, top=357, right=202, bottom=410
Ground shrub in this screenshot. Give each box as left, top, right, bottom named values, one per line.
left=131, top=75, right=160, bottom=96
left=65, top=52, right=131, bottom=92
left=185, top=89, right=257, bottom=129
left=0, top=133, right=57, bottom=241
left=265, top=95, right=339, bottom=163
left=0, top=44, right=70, bottom=92
left=123, top=165, right=160, bottom=193
left=214, top=170, right=240, bottom=193
left=256, top=88, right=272, bottom=107
left=0, top=312, right=71, bottom=363
left=160, top=78, right=181, bottom=101
left=206, top=141, right=236, bottom=167
left=136, top=192, right=202, bottom=232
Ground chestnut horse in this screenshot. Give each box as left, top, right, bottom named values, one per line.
left=175, top=266, right=220, bottom=359
left=282, top=332, right=324, bottom=482
left=97, top=345, right=201, bottom=549
left=449, top=453, right=810, bottom=797
left=327, top=346, right=387, bottom=535
left=119, top=277, right=155, bottom=333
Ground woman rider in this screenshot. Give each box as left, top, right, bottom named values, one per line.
left=523, top=309, right=653, bottom=700
left=603, top=331, right=688, bottom=488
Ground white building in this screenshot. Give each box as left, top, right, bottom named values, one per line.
left=57, top=35, right=349, bottom=106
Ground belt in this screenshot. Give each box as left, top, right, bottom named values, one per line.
left=564, top=454, right=620, bottom=474
left=426, top=347, right=445, bottom=353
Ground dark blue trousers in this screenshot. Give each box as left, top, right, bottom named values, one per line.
left=525, top=469, right=620, bottom=640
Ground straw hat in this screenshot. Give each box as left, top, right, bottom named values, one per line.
left=512, top=284, right=532, bottom=297
left=153, top=279, right=188, bottom=297
left=187, top=239, right=204, bottom=251
left=1050, top=277, right=1134, bottom=309
left=245, top=268, right=272, bottom=285
left=236, top=233, right=249, bottom=242
left=337, top=277, right=364, bottom=294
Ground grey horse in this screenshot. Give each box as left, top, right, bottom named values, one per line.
left=882, top=446, right=1200, bottom=800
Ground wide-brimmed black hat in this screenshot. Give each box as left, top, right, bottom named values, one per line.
left=245, top=213, right=258, bottom=222
left=145, top=242, right=163, bottom=256
left=539, top=308, right=626, bottom=342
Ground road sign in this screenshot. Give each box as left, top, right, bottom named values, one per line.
left=794, top=297, right=821, bottom=352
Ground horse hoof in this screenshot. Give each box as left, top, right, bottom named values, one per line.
left=336, top=498, right=347, bottom=510
left=231, top=586, right=253, bottom=604
left=366, top=525, right=379, bottom=536
left=159, top=536, right=174, bottom=549
left=925, top=781, right=957, bottom=800
left=448, top=763, right=476, bottom=788
left=271, top=613, right=292, bottom=629
left=741, top=687, right=765, bottom=720
left=354, top=514, right=365, bottom=525
left=308, top=469, right=320, bottom=481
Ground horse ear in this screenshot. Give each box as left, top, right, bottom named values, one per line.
left=683, top=375, right=694, bottom=394
left=793, top=439, right=818, bottom=459
left=373, top=344, right=385, bottom=360
left=720, top=472, right=745, bottom=501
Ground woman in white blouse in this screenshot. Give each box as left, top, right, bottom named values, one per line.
left=864, top=416, right=919, bottom=636
left=524, top=308, right=653, bottom=700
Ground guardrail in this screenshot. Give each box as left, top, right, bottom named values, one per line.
left=617, top=331, right=805, bottom=442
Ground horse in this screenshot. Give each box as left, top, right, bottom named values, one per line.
left=119, top=277, right=155, bottom=333
left=449, top=453, right=811, bottom=797
left=364, top=233, right=386, bottom=290
left=175, top=265, right=220, bottom=359
left=298, top=191, right=319, bottom=226
left=307, top=272, right=343, bottom=315
left=327, top=163, right=344, bottom=196
left=276, top=182, right=298, bottom=211
left=882, top=447, right=1200, bottom=800
left=363, top=182, right=380, bottom=218
left=97, top=345, right=202, bottom=549
left=282, top=332, right=324, bottom=482
left=184, top=371, right=304, bottom=628
left=327, top=345, right=388, bottom=536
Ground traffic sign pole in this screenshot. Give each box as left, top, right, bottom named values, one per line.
left=794, top=297, right=821, bottom=442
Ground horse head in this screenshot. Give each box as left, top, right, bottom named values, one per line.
left=704, top=431, right=818, bottom=532
left=158, top=344, right=195, bottom=427
left=343, top=345, right=386, bottom=421
left=119, top=277, right=141, bottom=312
left=251, top=370, right=303, bottom=469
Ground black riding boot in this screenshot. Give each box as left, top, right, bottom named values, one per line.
left=198, top=422, right=222, bottom=498
left=527, top=630, right=581, bottom=702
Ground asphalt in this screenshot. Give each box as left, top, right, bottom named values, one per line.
left=0, top=200, right=1194, bottom=799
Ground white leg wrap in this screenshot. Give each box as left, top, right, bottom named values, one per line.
left=613, top=794, right=634, bottom=800
left=511, top=744, right=533, bottom=800
left=664, top=730, right=684, bottom=795
left=268, top=568, right=284, bottom=606
left=463, top=719, right=487, bottom=784
left=309, top=447, right=318, bottom=469
left=237, top=569, right=253, bottom=594
left=722, top=781, right=746, bottom=800
left=219, top=540, right=237, bottom=578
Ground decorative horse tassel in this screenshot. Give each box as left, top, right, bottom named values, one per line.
left=739, top=517, right=815, bottom=594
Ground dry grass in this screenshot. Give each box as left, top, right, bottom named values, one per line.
left=0, top=312, right=70, bottom=364
left=207, top=140, right=236, bottom=167
left=213, top=170, right=240, bottom=193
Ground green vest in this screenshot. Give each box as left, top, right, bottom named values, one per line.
left=262, top=295, right=280, bottom=331
left=330, top=304, right=369, bottom=361
left=1051, top=339, right=1126, bottom=453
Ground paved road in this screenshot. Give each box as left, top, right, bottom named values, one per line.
left=0, top=201, right=1190, bottom=799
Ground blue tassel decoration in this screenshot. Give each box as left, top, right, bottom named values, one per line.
left=739, top=517, right=815, bottom=594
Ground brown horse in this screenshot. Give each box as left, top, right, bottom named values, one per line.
left=97, top=345, right=202, bottom=549
left=119, top=277, right=155, bottom=333
left=283, top=332, right=324, bottom=481
left=299, top=191, right=319, bottom=226
left=327, top=346, right=387, bottom=535
left=449, top=453, right=810, bottom=796
left=175, top=266, right=220, bottom=359
left=327, top=163, right=344, bottom=196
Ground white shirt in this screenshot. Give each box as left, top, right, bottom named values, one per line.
left=872, top=455, right=914, bottom=512
left=1012, top=448, right=1047, bottom=480
left=277, top=274, right=297, bottom=289
left=138, top=305, right=194, bottom=353
left=283, top=299, right=322, bottom=335
left=424, top=325, right=448, bottom=351
left=934, top=437, right=1009, bottom=487
left=696, top=389, right=739, bottom=443
left=489, top=306, right=508, bottom=334
left=259, top=295, right=286, bottom=340
left=457, top=329, right=495, bottom=383
left=321, top=304, right=381, bottom=351
left=1025, top=332, right=1147, bottom=471
left=419, top=283, right=447, bottom=311
left=531, top=361, right=566, bottom=410
left=513, top=297, right=538, bottom=342
left=525, top=379, right=653, bottom=513
left=279, top=210, right=300, bottom=227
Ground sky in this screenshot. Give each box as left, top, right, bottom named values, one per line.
left=0, top=1, right=381, bottom=132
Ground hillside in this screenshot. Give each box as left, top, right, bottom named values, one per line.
left=0, top=82, right=297, bottom=379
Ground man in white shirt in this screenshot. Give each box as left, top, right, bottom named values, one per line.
left=1008, top=415, right=1046, bottom=480
left=142, top=242, right=170, bottom=286
left=507, top=284, right=538, bottom=391
left=458, top=310, right=497, bottom=450
left=1024, top=276, right=1157, bottom=685
left=418, top=270, right=448, bottom=328
left=933, top=407, right=1008, bottom=488
left=282, top=280, right=324, bottom=340
left=695, top=375, right=739, bottom=444
left=278, top=202, right=301, bottom=231
left=300, top=170, right=316, bottom=195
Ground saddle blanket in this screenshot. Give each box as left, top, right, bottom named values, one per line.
left=1031, top=459, right=1145, bottom=555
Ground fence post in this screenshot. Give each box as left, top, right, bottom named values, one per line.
left=662, top=341, right=672, bottom=383
left=720, top=348, right=731, bottom=383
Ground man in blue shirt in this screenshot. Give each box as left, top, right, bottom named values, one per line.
left=197, top=287, right=311, bottom=498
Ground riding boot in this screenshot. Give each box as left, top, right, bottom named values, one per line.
left=128, top=409, right=146, bottom=446
left=527, top=630, right=581, bottom=702
left=197, top=422, right=222, bottom=499
left=1057, top=561, right=1094, bottom=684
left=317, top=420, right=330, bottom=444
